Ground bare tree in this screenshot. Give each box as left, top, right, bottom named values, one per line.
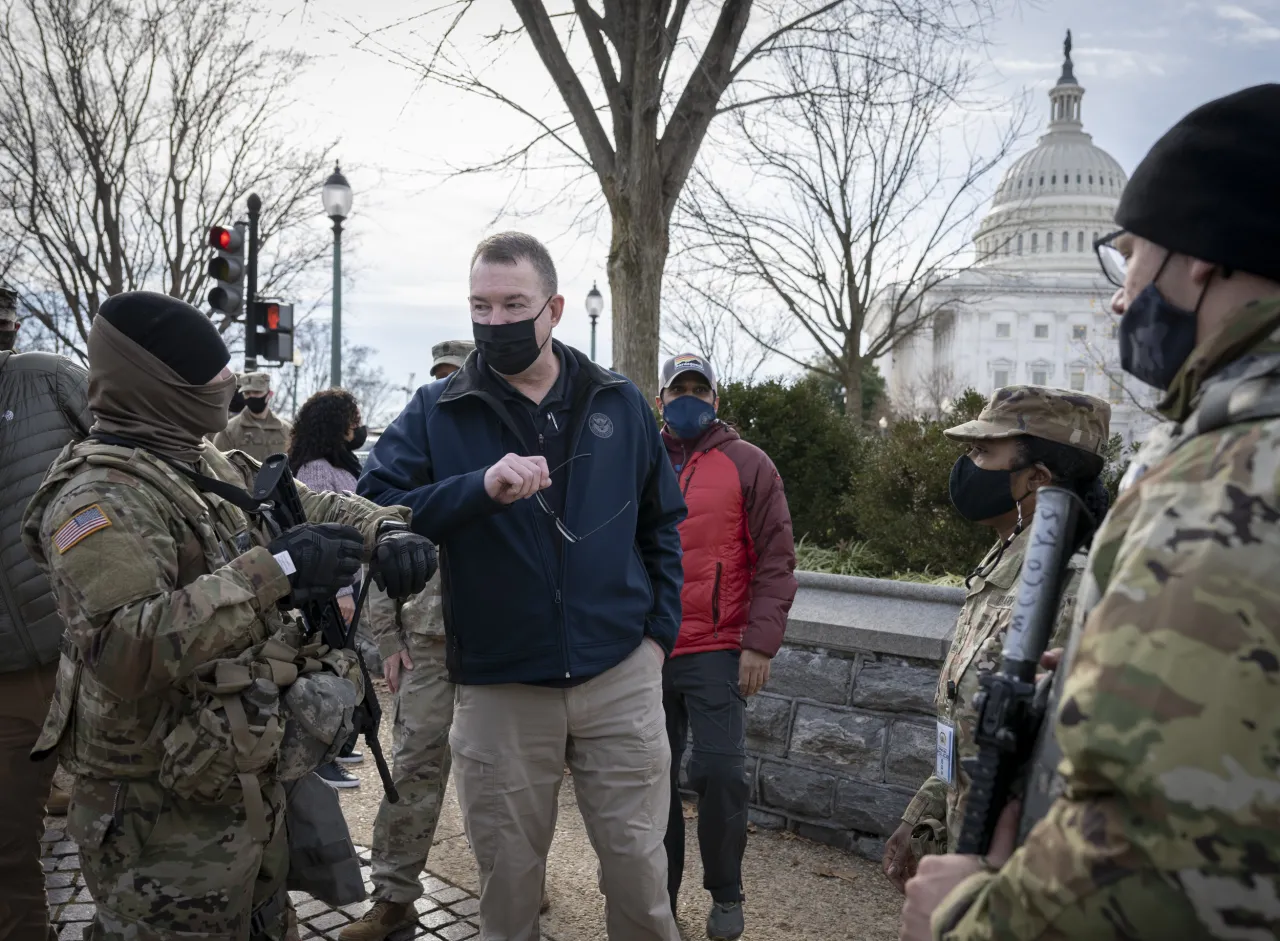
left=891, top=364, right=958, bottom=421
left=0, top=0, right=335, bottom=359
left=276, top=317, right=396, bottom=426
left=660, top=272, right=792, bottom=383
left=356, top=0, right=1000, bottom=397
left=673, top=17, right=1024, bottom=412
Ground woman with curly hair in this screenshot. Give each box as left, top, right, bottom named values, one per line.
left=288, top=388, right=368, bottom=788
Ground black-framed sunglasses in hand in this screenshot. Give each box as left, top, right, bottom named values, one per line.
left=532, top=453, right=631, bottom=544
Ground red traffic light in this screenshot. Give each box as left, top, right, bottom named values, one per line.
left=266, top=304, right=280, bottom=330
left=208, top=225, right=242, bottom=253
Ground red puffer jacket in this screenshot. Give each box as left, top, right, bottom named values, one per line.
left=663, top=421, right=798, bottom=658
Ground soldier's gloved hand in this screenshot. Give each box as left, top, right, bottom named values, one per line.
left=372, top=521, right=436, bottom=600
left=268, top=523, right=364, bottom=606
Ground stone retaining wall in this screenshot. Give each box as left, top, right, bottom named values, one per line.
left=679, top=571, right=966, bottom=861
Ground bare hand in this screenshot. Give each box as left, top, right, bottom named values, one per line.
left=484, top=454, right=551, bottom=505
left=899, top=801, right=1020, bottom=940
left=337, top=594, right=356, bottom=625
left=383, top=647, right=414, bottom=695
left=739, top=649, right=771, bottom=697
left=1040, top=647, right=1064, bottom=670
left=882, top=821, right=918, bottom=893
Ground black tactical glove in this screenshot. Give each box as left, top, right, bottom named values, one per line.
left=268, top=523, right=364, bottom=606
left=372, top=521, right=437, bottom=600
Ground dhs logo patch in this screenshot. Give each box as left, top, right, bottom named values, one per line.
left=588, top=413, right=614, bottom=438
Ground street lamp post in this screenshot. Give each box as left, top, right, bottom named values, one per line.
left=322, top=162, right=353, bottom=388
left=585, top=282, right=604, bottom=362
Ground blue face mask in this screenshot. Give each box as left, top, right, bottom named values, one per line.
left=663, top=395, right=716, bottom=440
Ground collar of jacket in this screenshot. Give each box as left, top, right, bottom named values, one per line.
left=237, top=406, right=281, bottom=427
left=967, top=527, right=1027, bottom=596
left=662, top=420, right=739, bottom=461
left=1159, top=295, right=1280, bottom=422
left=437, top=339, right=625, bottom=405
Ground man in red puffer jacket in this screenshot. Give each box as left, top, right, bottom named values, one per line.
left=656, top=354, right=798, bottom=940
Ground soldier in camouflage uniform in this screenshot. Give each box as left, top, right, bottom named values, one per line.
left=339, top=576, right=455, bottom=941
left=901, top=85, right=1280, bottom=941
left=428, top=339, right=474, bottom=380
left=883, top=386, right=1111, bottom=891
left=22, top=292, right=433, bottom=941
left=213, top=371, right=292, bottom=461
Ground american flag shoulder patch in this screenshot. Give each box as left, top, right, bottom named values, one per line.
left=53, top=504, right=113, bottom=553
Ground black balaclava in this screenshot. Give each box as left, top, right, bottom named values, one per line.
left=89, top=291, right=234, bottom=462
left=97, top=290, right=230, bottom=384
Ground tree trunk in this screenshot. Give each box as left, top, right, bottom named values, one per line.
left=606, top=177, right=669, bottom=400
left=841, top=353, right=863, bottom=419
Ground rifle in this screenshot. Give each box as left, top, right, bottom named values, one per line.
left=252, top=453, right=399, bottom=803
left=954, top=486, right=1092, bottom=854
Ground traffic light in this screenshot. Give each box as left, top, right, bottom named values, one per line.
left=253, top=300, right=294, bottom=363
left=207, top=224, right=245, bottom=316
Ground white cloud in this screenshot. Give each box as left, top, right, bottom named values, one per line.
left=1213, top=3, right=1280, bottom=40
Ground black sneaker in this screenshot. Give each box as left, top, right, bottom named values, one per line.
left=706, top=901, right=744, bottom=940
left=335, top=749, right=364, bottom=765
left=317, top=762, right=360, bottom=788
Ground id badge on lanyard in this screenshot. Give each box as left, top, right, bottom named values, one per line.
left=936, top=719, right=957, bottom=786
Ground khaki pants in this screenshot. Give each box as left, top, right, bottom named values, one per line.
left=451, top=640, right=678, bottom=941
left=370, top=634, right=455, bottom=902
left=0, top=662, right=59, bottom=941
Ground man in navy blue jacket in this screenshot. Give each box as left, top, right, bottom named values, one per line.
left=358, top=232, right=685, bottom=941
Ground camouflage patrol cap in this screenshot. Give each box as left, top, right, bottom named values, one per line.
left=944, top=385, right=1111, bottom=455
left=431, top=340, right=475, bottom=378
left=240, top=371, right=271, bottom=394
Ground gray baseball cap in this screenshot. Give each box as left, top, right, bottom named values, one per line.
left=660, top=353, right=717, bottom=392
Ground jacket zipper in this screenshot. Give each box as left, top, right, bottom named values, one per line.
left=681, top=463, right=699, bottom=499
left=712, top=562, right=722, bottom=637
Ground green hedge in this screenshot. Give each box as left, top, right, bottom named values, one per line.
left=717, top=377, right=1131, bottom=580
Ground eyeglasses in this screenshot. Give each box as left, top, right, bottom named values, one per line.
left=533, top=453, right=632, bottom=544
left=1094, top=229, right=1127, bottom=288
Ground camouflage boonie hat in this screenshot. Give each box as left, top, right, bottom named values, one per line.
left=431, top=340, right=474, bottom=378
left=944, top=385, right=1111, bottom=455
left=240, top=371, right=271, bottom=394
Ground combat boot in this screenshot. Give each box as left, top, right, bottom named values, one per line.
left=338, top=901, right=415, bottom=941
left=706, top=901, right=744, bottom=940
left=46, top=782, right=71, bottom=816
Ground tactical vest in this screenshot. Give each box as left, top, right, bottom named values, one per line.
left=1019, top=352, right=1280, bottom=841
left=30, top=442, right=360, bottom=841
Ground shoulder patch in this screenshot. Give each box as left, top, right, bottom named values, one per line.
left=52, top=504, right=113, bottom=553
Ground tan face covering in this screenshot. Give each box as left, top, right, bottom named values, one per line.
left=88, top=317, right=235, bottom=463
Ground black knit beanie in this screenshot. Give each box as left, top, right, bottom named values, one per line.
left=1116, top=84, right=1280, bottom=284
left=97, top=291, right=230, bottom=384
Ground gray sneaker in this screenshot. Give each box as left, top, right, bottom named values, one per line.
left=706, top=902, right=744, bottom=940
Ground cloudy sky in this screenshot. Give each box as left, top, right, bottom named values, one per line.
left=254, top=0, right=1278, bottom=402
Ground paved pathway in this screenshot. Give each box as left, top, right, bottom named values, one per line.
left=39, top=816, right=551, bottom=941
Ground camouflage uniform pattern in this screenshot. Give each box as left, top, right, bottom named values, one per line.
left=22, top=441, right=408, bottom=940
left=365, top=575, right=455, bottom=903
left=212, top=408, right=292, bottom=463
left=943, top=384, right=1112, bottom=456
left=904, top=385, right=1108, bottom=854
left=901, top=535, right=1082, bottom=855
left=934, top=297, right=1280, bottom=940
left=430, top=340, right=474, bottom=379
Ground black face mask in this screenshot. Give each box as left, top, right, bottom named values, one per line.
left=1118, top=254, right=1208, bottom=391
left=473, top=297, right=553, bottom=376
left=245, top=396, right=269, bottom=415
left=228, top=390, right=246, bottom=415
left=0, top=327, right=16, bottom=351
left=948, top=455, right=1020, bottom=523
left=347, top=425, right=368, bottom=451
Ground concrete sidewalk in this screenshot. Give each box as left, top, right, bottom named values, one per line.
left=338, top=685, right=904, bottom=940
